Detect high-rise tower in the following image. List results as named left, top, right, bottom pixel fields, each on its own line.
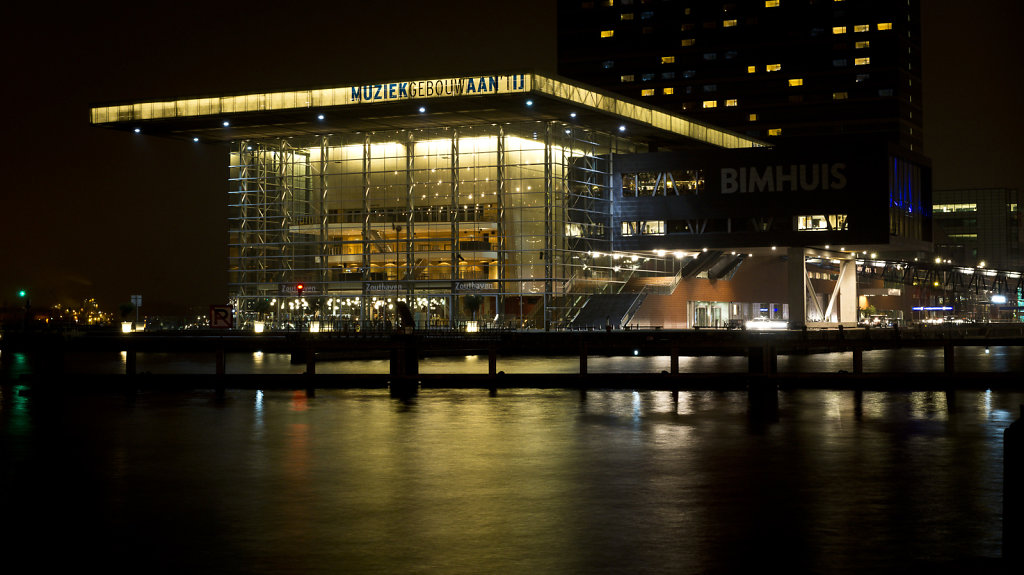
left=559, top=0, right=923, bottom=151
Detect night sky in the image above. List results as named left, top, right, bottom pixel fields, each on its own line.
left=1, top=1, right=1020, bottom=316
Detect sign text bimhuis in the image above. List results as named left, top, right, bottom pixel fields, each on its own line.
left=721, top=163, right=847, bottom=194
left=350, top=74, right=529, bottom=104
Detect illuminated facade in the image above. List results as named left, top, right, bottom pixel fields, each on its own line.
left=91, top=70, right=939, bottom=329
left=92, top=73, right=764, bottom=329
left=227, top=123, right=640, bottom=329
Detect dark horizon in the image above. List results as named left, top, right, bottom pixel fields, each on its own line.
left=1, top=0, right=1020, bottom=316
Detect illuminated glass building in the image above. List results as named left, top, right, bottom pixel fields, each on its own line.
left=558, top=0, right=922, bottom=151
left=90, top=73, right=764, bottom=330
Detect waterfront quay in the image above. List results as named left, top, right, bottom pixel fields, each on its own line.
left=3, top=325, right=1023, bottom=394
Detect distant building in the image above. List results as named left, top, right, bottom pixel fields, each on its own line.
left=933, top=188, right=1023, bottom=270
left=558, top=0, right=922, bottom=151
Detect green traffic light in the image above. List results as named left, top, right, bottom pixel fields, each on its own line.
left=18, top=290, right=27, bottom=298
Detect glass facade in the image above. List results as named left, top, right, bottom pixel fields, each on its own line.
left=228, top=121, right=679, bottom=330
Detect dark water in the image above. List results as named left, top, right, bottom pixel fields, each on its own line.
left=2, top=347, right=1024, bottom=568
left=3, top=353, right=1022, bottom=574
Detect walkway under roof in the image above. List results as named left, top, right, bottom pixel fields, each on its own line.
left=90, top=72, right=766, bottom=151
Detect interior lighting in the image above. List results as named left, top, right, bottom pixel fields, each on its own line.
left=318, top=114, right=325, bottom=120
left=193, top=137, right=200, bottom=142
left=618, top=125, right=626, bottom=132
left=222, top=121, right=230, bottom=127
left=526, top=100, right=534, bottom=106
left=133, top=128, right=141, bottom=133
left=419, top=106, right=426, bottom=113
left=570, top=112, right=577, bottom=118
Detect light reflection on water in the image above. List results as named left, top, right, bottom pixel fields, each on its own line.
left=2, top=382, right=1021, bottom=574
left=49, top=345, right=1024, bottom=376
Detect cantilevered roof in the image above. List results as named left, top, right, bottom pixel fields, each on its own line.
left=90, top=72, right=766, bottom=150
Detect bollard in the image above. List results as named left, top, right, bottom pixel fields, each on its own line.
left=943, top=342, right=955, bottom=373
left=1006, top=405, right=1024, bottom=562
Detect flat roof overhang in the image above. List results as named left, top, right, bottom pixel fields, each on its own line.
left=90, top=72, right=766, bottom=151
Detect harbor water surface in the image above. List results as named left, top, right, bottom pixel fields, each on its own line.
left=2, top=350, right=1021, bottom=574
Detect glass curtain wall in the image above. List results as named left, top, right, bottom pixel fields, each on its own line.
left=229, top=120, right=670, bottom=330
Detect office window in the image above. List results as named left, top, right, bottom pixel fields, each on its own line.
left=642, top=73, right=655, bottom=81
left=661, top=56, right=675, bottom=64
left=832, top=26, right=847, bottom=34
left=661, top=71, right=676, bottom=79
left=747, top=65, right=757, bottom=73
left=833, top=59, right=848, bottom=67
left=854, top=24, right=870, bottom=32
left=703, top=100, right=718, bottom=108
left=855, top=57, right=870, bottom=66
left=620, top=74, right=635, bottom=82
left=602, top=60, right=615, bottom=69
left=704, top=53, right=717, bottom=60
left=725, top=99, right=738, bottom=107
left=723, top=19, right=738, bottom=27
left=682, top=70, right=696, bottom=78
left=681, top=38, right=696, bottom=46
left=768, top=128, right=782, bottom=136
left=797, top=215, right=849, bottom=231
left=749, top=113, right=758, bottom=121
left=663, top=87, right=675, bottom=95
left=641, top=10, right=654, bottom=19
left=788, top=78, right=804, bottom=86
left=766, top=63, right=782, bottom=72
left=879, top=88, right=893, bottom=96
left=641, top=88, right=655, bottom=96
left=856, top=73, right=870, bottom=83
left=833, top=91, right=848, bottom=100
left=725, top=51, right=737, bottom=59
left=878, top=22, right=893, bottom=30
left=621, top=221, right=665, bottom=236
left=703, top=84, right=717, bottom=92
left=765, top=0, right=780, bottom=6
left=620, top=13, right=634, bottom=20
left=601, top=30, right=615, bottom=38
left=855, top=41, right=870, bottom=49
left=681, top=23, right=695, bottom=31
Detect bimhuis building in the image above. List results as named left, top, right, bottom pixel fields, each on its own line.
left=90, top=71, right=931, bottom=331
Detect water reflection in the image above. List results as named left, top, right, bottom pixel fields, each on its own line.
left=2, top=384, right=1022, bottom=573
